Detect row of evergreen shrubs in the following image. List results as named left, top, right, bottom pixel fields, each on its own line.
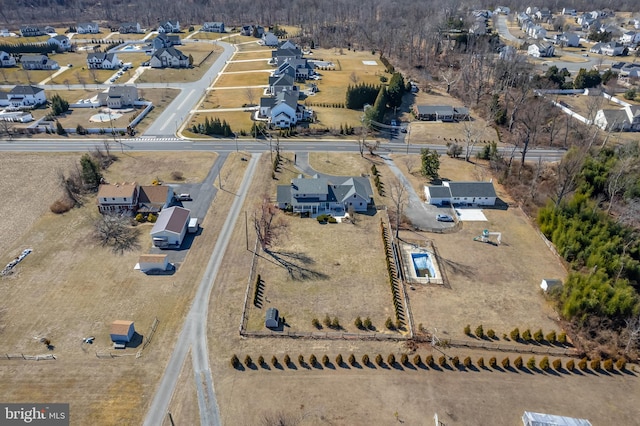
left=380, top=220, right=402, bottom=326
left=372, top=165, right=383, bottom=196
left=464, top=325, right=567, bottom=344
left=305, top=102, right=346, bottom=109
left=312, top=315, right=341, bottom=330
left=231, top=353, right=628, bottom=373
left=252, top=274, right=262, bottom=307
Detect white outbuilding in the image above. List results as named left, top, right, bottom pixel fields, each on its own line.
left=150, top=206, right=190, bottom=248
left=136, top=254, right=170, bottom=272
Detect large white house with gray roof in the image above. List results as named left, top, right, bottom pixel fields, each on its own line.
left=424, top=181, right=497, bottom=206
left=277, top=175, right=373, bottom=215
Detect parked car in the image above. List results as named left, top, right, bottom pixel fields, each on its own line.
left=436, top=214, right=454, bottom=222
left=177, top=193, right=192, bottom=201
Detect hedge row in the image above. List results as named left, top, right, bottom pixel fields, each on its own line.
left=464, top=325, right=567, bottom=345
left=380, top=220, right=402, bottom=327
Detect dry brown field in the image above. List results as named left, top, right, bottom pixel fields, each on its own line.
left=224, top=59, right=272, bottom=72
left=135, top=44, right=222, bottom=83
left=214, top=71, right=272, bottom=87
left=186, top=111, right=256, bottom=136
left=201, top=87, right=264, bottom=109
left=231, top=50, right=273, bottom=61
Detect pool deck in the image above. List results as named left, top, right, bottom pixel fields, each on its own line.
left=399, top=241, right=443, bottom=285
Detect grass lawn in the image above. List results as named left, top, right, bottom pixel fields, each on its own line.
left=235, top=40, right=267, bottom=52
left=201, top=88, right=263, bottom=109
left=0, top=67, right=52, bottom=85
left=408, top=121, right=499, bottom=145
left=230, top=51, right=272, bottom=61
left=187, top=110, right=255, bottom=135
left=308, top=106, right=366, bottom=130
left=192, top=31, right=229, bottom=41
left=135, top=44, right=221, bottom=83
left=113, top=32, right=151, bottom=41
left=224, top=60, right=272, bottom=72
left=214, top=71, right=271, bottom=87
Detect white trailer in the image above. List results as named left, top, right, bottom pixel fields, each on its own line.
left=188, top=217, right=199, bottom=233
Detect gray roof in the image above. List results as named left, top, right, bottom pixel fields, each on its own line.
left=260, top=97, right=277, bottom=108
left=9, top=85, right=44, bottom=95
left=427, top=186, right=452, bottom=198
left=278, top=175, right=373, bottom=205
left=266, top=307, right=278, bottom=321
left=291, top=177, right=328, bottom=196
left=20, top=54, right=49, bottom=63
left=50, top=35, right=69, bottom=42
left=88, top=52, right=117, bottom=62
left=600, top=109, right=629, bottom=126
left=269, top=73, right=294, bottom=88
left=153, top=47, right=188, bottom=60
left=416, top=105, right=454, bottom=116
left=522, top=411, right=592, bottom=426
left=447, top=182, right=497, bottom=198
left=151, top=206, right=190, bottom=235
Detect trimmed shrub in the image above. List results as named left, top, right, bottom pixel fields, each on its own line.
left=375, top=354, right=384, bottom=366
left=603, top=358, right=613, bottom=372
left=578, top=358, right=588, bottom=371
left=309, top=354, right=317, bottom=367
left=514, top=356, right=523, bottom=369
left=527, top=357, right=536, bottom=369
left=258, top=355, right=264, bottom=367
left=464, top=324, right=471, bottom=336
left=477, top=357, right=485, bottom=368
left=566, top=359, right=575, bottom=372
left=362, top=354, right=370, bottom=365
left=510, top=328, right=520, bottom=341
left=522, top=329, right=531, bottom=341
left=539, top=356, right=550, bottom=371
left=147, top=213, right=157, bottom=223
left=488, top=357, right=497, bottom=368
left=425, top=355, right=434, bottom=367
left=475, top=325, right=484, bottom=339
left=331, top=317, right=340, bottom=329
left=348, top=354, right=356, bottom=366
left=336, top=354, right=343, bottom=366
left=312, top=318, right=321, bottom=329
left=271, top=355, right=278, bottom=367
left=401, top=353, right=409, bottom=366
left=355, top=316, right=363, bottom=329
left=322, top=355, right=330, bottom=366
left=502, top=357, right=510, bottom=369
left=487, top=329, right=496, bottom=339
left=323, top=314, right=331, bottom=327
left=231, top=354, right=240, bottom=368
left=552, top=359, right=562, bottom=371
left=298, top=354, right=304, bottom=366
left=413, top=354, right=422, bottom=365
left=451, top=356, right=460, bottom=368
left=557, top=331, right=567, bottom=344
left=244, top=355, right=252, bottom=367
left=590, top=358, right=601, bottom=371
left=438, top=356, right=447, bottom=367
left=387, top=354, right=396, bottom=365
left=463, top=356, right=472, bottom=368
left=546, top=330, right=557, bottom=343
left=385, top=317, right=394, bottom=330
left=616, top=358, right=627, bottom=371
left=283, top=354, right=291, bottom=366
left=363, top=317, right=372, bottom=330
left=533, top=329, right=544, bottom=343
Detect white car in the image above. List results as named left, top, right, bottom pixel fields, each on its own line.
left=436, top=214, right=454, bottom=222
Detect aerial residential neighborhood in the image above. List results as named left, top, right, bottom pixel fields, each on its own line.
left=1, top=2, right=640, bottom=426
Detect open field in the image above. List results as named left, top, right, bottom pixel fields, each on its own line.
left=224, top=59, right=272, bottom=72
left=214, top=71, right=272, bottom=87
left=186, top=110, right=255, bottom=135
left=232, top=50, right=272, bottom=61
left=308, top=48, right=387, bottom=105
left=201, top=87, right=263, bottom=109
left=0, top=67, right=54, bottom=85
left=0, top=151, right=250, bottom=425
left=245, top=212, right=394, bottom=334
left=308, top=106, right=367, bottom=129
left=113, top=32, right=151, bottom=41
left=408, top=121, right=499, bottom=145
left=105, top=151, right=217, bottom=184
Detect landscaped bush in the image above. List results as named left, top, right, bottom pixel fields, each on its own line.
left=514, top=356, right=523, bottom=369
left=50, top=197, right=74, bottom=214
left=258, top=355, right=264, bottom=367
left=522, top=329, right=531, bottom=341
left=477, top=357, right=485, bottom=368
left=331, top=317, right=340, bottom=329
left=425, top=355, right=434, bottom=367
left=463, top=356, right=472, bottom=368
left=147, top=213, right=157, bottom=223
left=502, top=357, right=510, bottom=369
left=298, top=354, right=304, bottom=366
left=231, top=354, right=240, bottom=368
left=451, top=356, right=460, bottom=368
left=271, top=356, right=278, bottom=367
left=488, top=357, right=497, bottom=368
left=475, top=325, right=484, bottom=339
left=578, top=358, right=588, bottom=371
left=539, top=356, right=550, bottom=371
left=385, top=317, right=394, bottom=330
left=464, top=324, right=471, bottom=336
left=309, top=354, right=317, bottom=367
left=312, top=318, right=321, bottom=329
left=533, top=329, right=544, bottom=343
left=590, top=358, right=601, bottom=371
left=603, top=358, right=613, bottom=371
left=244, top=355, right=252, bottom=367
left=336, top=354, right=343, bottom=366
left=552, top=359, right=562, bottom=371
left=527, top=357, right=536, bottom=369
left=566, top=359, right=575, bottom=371
left=616, top=358, right=627, bottom=371
left=323, top=314, right=331, bottom=327
left=557, top=331, right=567, bottom=344
left=387, top=354, right=396, bottom=365
left=438, top=356, right=447, bottom=367
left=401, top=353, right=409, bottom=366
left=283, top=354, right=291, bottom=366
left=546, top=330, right=556, bottom=343
left=487, top=329, right=496, bottom=339
left=375, top=354, right=384, bottom=366
left=322, top=355, right=330, bottom=366
left=355, top=316, right=363, bottom=329
left=413, top=354, right=422, bottom=365
left=349, top=354, right=356, bottom=366
left=510, top=328, right=520, bottom=341
left=363, top=317, right=372, bottom=330
left=135, top=213, right=145, bottom=222
left=362, top=354, right=370, bottom=365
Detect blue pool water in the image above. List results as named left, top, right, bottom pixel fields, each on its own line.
left=121, top=45, right=139, bottom=51
left=411, top=253, right=436, bottom=278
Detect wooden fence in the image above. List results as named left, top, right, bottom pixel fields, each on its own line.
left=2, top=353, right=56, bottom=361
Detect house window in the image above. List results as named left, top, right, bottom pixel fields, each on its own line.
left=112, top=198, right=115, bottom=201
left=124, top=198, right=127, bottom=201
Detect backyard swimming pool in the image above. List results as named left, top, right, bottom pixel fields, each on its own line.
left=411, top=252, right=436, bottom=278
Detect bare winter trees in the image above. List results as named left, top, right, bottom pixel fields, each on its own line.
left=389, top=180, right=408, bottom=238
left=94, top=214, right=140, bottom=253
left=254, top=196, right=285, bottom=251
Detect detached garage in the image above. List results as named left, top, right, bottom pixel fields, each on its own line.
left=150, top=206, right=191, bottom=248
left=110, top=320, right=135, bottom=344
left=136, top=254, right=170, bottom=272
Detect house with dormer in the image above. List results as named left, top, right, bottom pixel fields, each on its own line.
left=277, top=175, right=374, bottom=215
left=203, top=22, right=225, bottom=33
left=151, top=33, right=181, bottom=51
left=119, top=22, right=143, bottom=34
left=20, top=54, right=59, bottom=70
left=0, top=51, right=16, bottom=67
left=77, top=22, right=99, bottom=34
left=47, top=35, right=71, bottom=51
left=6, top=85, right=46, bottom=108
left=87, top=52, right=120, bottom=69
left=20, top=25, right=44, bottom=37
left=150, top=47, right=189, bottom=68
left=158, top=20, right=180, bottom=33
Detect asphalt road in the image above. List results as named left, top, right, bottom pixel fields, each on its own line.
left=495, top=15, right=523, bottom=46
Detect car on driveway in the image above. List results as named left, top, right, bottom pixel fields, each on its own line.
left=177, top=193, right=192, bottom=201
left=436, top=214, right=454, bottom=222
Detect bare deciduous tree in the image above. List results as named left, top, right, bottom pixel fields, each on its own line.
left=94, top=214, right=140, bottom=253
left=254, top=196, right=285, bottom=251
left=462, top=119, right=484, bottom=162
left=389, top=180, right=408, bottom=238
left=554, top=147, right=585, bottom=207
left=624, top=314, right=640, bottom=354
left=245, top=87, right=256, bottom=106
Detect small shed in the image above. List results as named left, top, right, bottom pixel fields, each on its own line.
left=540, top=279, right=563, bottom=293
left=110, top=320, right=135, bottom=343
left=136, top=254, right=169, bottom=272
left=265, top=307, right=279, bottom=328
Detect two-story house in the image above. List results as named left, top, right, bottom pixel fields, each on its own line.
left=97, top=85, right=139, bottom=109
left=47, top=35, right=71, bottom=51
left=119, top=22, right=142, bottom=34
left=594, top=105, right=640, bottom=131
left=600, top=42, right=625, bottom=56
left=158, top=20, right=180, bottom=33
left=150, top=47, right=189, bottom=68
left=97, top=182, right=139, bottom=215
left=77, top=22, right=99, bottom=34
left=554, top=33, right=580, bottom=47
left=20, top=54, right=59, bottom=70
left=87, top=52, right=120, bottom=69
left=7, top=85, right=46, bottom=108
left=262, top=32, right=279, bottom=46
left=20, top=25, right=45, bottom=37
left=620, top=31, right=640, bottom=45
left=528, top=42, right=555, bottom=58
left=202, top=22, right=225, bottom=33
left=151, top=33, right=181, bottom=51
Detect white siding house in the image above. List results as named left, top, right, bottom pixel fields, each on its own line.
left=425, top=181, right=497, bottom=206
left=150, top=206, right=191, bottom=248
